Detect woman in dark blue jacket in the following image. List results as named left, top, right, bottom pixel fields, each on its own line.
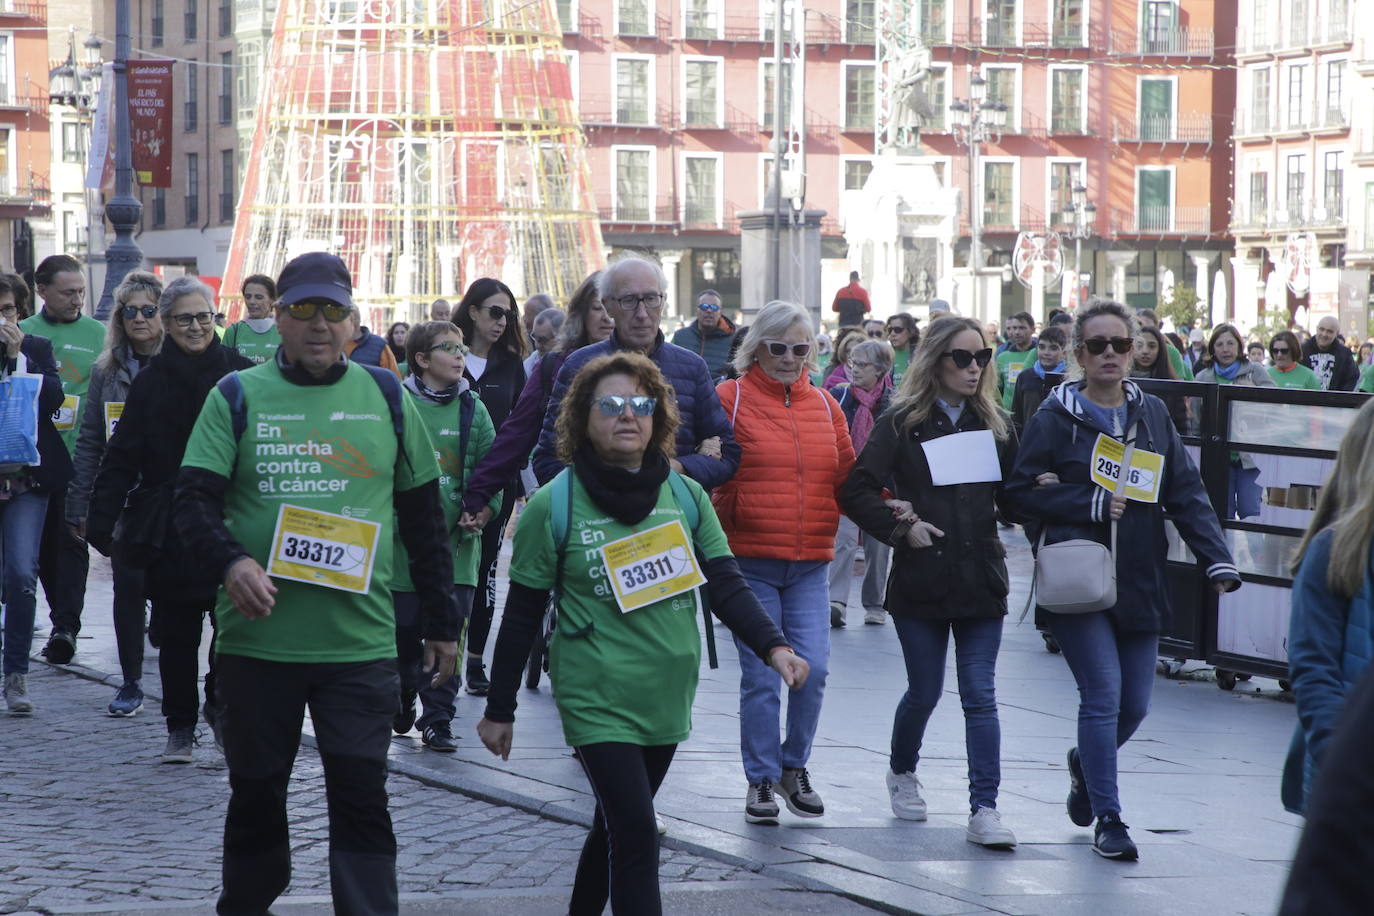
left=1005, top=299, right=1239, bottom=863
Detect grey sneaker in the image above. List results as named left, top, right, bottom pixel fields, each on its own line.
left=780, top=767, right=824, bottom=817
left=161, top=727, right=196, bottom=764
left=4, top=672, right=32, bottom=716
left=967, top=806, right=1017, bottom=848
left=863, top=608, right=886, bottom=625
left=108, top=681, right=144, bottom=717
left=745, top=780, right=780, bottom=824
left=886, top=768, right=927, bottom=820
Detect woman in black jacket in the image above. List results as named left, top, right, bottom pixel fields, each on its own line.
left=88, top=276, right=253, bottom=763
left=0, top=299, right=71, bottom=715
left=454, top=277, right=529, bottom=694
left=840, top=316, right=1020, bottom=849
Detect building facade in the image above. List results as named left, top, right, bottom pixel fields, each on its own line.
left=0, top=0, right=52, bottom=277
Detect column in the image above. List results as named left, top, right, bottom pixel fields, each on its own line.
left=1106, top=251, right=1136, bottom=306
left=1188, top=249, right=1218, bottom=324
left=659, top=249, right=686, bottom=320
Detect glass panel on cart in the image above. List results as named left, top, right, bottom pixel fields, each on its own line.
left=1223, top=528, right=1300, bottom=579
left=1239, top=449, right=1330, bottom=529
left=1164, top=519, right=1196, bottom=563
left=1216, top=581, right=1290, bottom=665
left=1228, top=400, right=1358, bottom=452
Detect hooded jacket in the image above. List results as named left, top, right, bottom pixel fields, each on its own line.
left=712, top=366, right=855, bottom=561
left=671, top=314, right=737, bottom=380
left=68, top=348, right=149, bottom=520
left=1301, top=337, right=1360, bottom=391
left=1005, top=379, right=1238, bottom=632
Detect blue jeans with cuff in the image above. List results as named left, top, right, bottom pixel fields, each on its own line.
left=1, top=488, right=48, bottom=675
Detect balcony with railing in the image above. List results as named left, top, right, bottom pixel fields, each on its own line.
left=1108, top=205, right=1211, bottom=235
left=577, top=96, right=668, bottom=129
left=1107, top=26, right=1214, bottom=57
left=683, top=198, right=740, bottom=231
left=600, top=195, right=677, bottom=226
left=1313, top=104, right=1351, bottom=134
left=0, top=0, right=44, bottom=18
left=960, top=203, right=1047, bottom=236
left=1111, top=112, right=1213, bottom=144
left=1275, top=197, right=1347, bottom=229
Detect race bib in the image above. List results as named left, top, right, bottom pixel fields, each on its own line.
left=1090, top=433, right=1165, bottom=503
left=267, top=504, right=381, bottom=594
left=104, top=401, right=124, bottom=438
left=53, top=394, right=79, bottom=431
left=1006, top=365, right=1023, bottom=388
left=600, top=520, right=706, bottom=614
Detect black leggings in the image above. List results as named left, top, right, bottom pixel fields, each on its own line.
left=150, top=599, right=217, bottom=730
left=570, top=742, right=677, bottom=916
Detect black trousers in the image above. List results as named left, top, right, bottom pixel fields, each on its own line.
left=394, top=585, right=472, bottom=729
left=570, top=742, right=678, bottom=916
left=39, top=487, right=89, bottom=636
left=215, top=654, right=400, bottom=916
left=150, top=599, right=216, bottom=730
left=466, top=489, right=516, bottom=660
left=110, top=560, right=146, bottom=684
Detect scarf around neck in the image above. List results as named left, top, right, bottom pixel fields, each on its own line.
left=572, top=442, right=670, bottom=525
left=404, top=373, right=465, bottom=405
left=1214, top=359, right=1242, bottom=381
left=1032, top=359, right=1066, bottom=378
left=847, top=381, right=887, bottom=453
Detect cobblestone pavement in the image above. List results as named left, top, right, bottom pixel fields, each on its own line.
left=0, top=665, right=750, bottom=914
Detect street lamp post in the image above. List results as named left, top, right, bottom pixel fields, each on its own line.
left=1069, top=182, right=1096, bottom=309
left=49, top=31, right=104, bottom=302
left=950, top=74, right=1005, bottom=322
left=95, top=0, right=143, bottom=321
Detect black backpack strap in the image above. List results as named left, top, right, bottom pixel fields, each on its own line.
left=538, top=352, right=558, bottom=401
left=359, top=364, right=410, bottom=474
left=217, top=372, right=248, bottom=441
left=457, top=390, right=476, bottom=487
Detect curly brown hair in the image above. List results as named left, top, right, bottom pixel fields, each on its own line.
left=555, top=352, right=681, bottom=464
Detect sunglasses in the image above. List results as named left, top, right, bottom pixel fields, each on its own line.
left=429, top=341, right=468, bottom=356
left=886, top=326, right=907, bottom=335
left=1082, top=337, right=1134, bottom=355
left=478, top=303, right=515, bottom=320
left=1270, top=346, right=1290, bottom=355
left=942, top=348, right=993, bottom=369
left=169, top=311, right=216, bottom=329
left=285, top=300, right=353, bottom=322
left=120, top=305, right=159, bottom=320
left=866, top=330, right=885, bottom=339
left=593, top=394, right=657, bottom=417
left=763, top=340, right=812, bottom=358
left=697, top=301, right=721, bottom=312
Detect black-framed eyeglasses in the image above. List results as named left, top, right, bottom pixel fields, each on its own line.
left=120, top=305, right=158, bottom=320
left=609, top=292, right=666, bottom=312
left=593, top=394, right=657, bottom=417
left=429, top=341, right=468, bottom=357
left=0, top=304, right=19, bottom=317
left=762, top=340, right=812, bottom=358
left=169, top=311, right=216, bottom=329
left=942, top=348, right=992, bottom=369
left=1082, top=337, right=1134, bottom=355
left=847, top=359, right=877, bottom=372
left=284, top=300, right=353, bottom=323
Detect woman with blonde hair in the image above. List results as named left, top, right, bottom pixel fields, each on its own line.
left=840, top=315, right=1021, bottom=848
left=1284, top=398, right=1374, bottom=814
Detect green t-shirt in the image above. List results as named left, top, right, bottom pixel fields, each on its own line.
left=1165, top=343, right=1194, bottom=380
left=222, top=320, right=282, bottom=365
left=996, top=347, right=1036, bottom=410
left=509, top=472, right=732, bottom=747
left=390, top=388, right=499, bottom=591
left=1357, top=363, right=1374, bottom=393
left=891, top=347, right=911, bottom=388
left=18, top=310, right=106, bottom=454
left=1271, top=363, right=1322, bottom=390
left=180, top=361, right=439, bottom=663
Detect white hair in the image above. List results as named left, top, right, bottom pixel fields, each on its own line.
left=158, top=276, right=216, bottom=316
left=732, top=300, right=818, bottom=374
left=597, top=255, right=667, bottom=301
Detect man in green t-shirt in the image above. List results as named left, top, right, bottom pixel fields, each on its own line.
left=176, top=252, right=460, bottom=915
left=995, top=311, right=1036, bottom=410
left=19, top=254, right=104, bottom=664
left=221, top=273, right=282, bottom=364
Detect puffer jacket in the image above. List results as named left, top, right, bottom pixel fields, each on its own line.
left=1004, top=379, right=1239, bottom=633
left=712, top=366, right=854, bottom=561
left=67, top=349, right=146, bottom=521
left=840, top=400, right=1019, bottom=620
left=1194, top=360, right=1276, bottom=388
left=670, top=314, right=737, bottom=380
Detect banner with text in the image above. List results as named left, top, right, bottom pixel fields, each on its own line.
left=128, top=60, right=175, bottom=188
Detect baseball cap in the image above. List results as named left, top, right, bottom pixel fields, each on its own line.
left=1189, top=328, right=1204, bottom=344
left=928, top=299, right=951, bottom=314
left=276, top=252, right=354, bottom=308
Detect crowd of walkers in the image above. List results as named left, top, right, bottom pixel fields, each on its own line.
left=11, top=247, right=1374, bottom=914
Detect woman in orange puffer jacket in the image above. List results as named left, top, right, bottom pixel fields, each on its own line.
left=712, top=300, right=856, bottom=826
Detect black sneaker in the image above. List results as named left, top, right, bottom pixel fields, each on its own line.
left=829, top=602, right=846, bottom=629
left=779, top=767, right=824, bottom=817
left=1093, top=812, right=1139, bottom=861
left=42, top=631, right=75, bottom=665
left=393, top=688, right=418, bottom=735
left=465, top=661, right=490, bottom=697
left=422, top=722, right=458, bottom=752
left=1066, top=747, right=1093, bottom=827
left=745, top=780, right=780, bottom=824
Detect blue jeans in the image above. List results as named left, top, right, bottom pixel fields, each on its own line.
left=1047, top=612, right=1158, bottom=817
left=735, top=558, right=830, bottom=785
left=890, top=616, right=1004, bottom=812
left=0, top=489, right=49, bottom=676
left=1227, top=462, right=1262, bottom=520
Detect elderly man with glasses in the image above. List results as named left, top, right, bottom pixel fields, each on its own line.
left=670, top=289, right=737, bottom=381
left=532, top=256, right=740, bottom=488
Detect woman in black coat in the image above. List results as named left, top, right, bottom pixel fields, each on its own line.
left=88, top=277, right=253, bottom=763
left=452, top=277, right=529, bottom=695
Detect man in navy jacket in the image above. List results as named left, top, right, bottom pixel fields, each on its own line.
left=532, top=257, right=740, bottom=488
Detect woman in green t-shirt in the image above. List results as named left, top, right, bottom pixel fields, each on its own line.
left=1268, top=331, right=1322, bottom=390
left=478, top=352, right=807, bottom=915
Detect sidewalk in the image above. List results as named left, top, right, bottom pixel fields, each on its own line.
left=38, top=530, right=1301, bottom=916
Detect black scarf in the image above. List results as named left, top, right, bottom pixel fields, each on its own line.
left=404, top=373, right=459, bottom=405
left=572, top=442, right=670, bottom=525
left=275, top=347, right=348, bottom=386
left=153, top=334, right=245, bottom=436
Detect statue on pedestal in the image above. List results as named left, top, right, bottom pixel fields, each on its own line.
left=881, top=39, right=932, bottom=151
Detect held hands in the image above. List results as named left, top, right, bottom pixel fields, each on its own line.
left=696, top=436, right=722, bottom=459
left=423, top=640, right=459, bottom=687
left=1034, top=472, right=1059, bottom=488
left=885, top=499, right=917, bottom=524
left=476, top=718, right=513, bottom=760
left=458, top=506, right=493, bottom=533
left=768, top=647, right=810, bottom=689
left=904, top=521, right=945, bottom=549
left=1108, top=493, right=1127, bottom=521
left=224, top=556, right=278, bottom=619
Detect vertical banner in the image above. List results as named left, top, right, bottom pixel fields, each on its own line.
left=127, top=60, right=175, bottom=188
left=84, top=62, right=115, bottom=191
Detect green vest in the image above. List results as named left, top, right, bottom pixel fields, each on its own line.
left=19, top=310, right=106, bottom=454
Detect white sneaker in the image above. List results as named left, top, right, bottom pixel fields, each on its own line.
left=967, top=806, right=1017, bottom=848
left=886, top=769, right=927, bottom=821
left=655, top=811, right=668, bottom=835
left=864, top=609, right=886, bottom=625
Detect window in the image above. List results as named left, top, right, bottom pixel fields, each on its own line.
left=1139, top=78, right=1173, bottom=140
left=1325, top=60, right=1345, bottom=123
left=1249, top=171, right=1268, bottom=221
left=1328, top=0, right=1348, bottom=38
left=617, top=0, right=651, bottom=36
left=63, top=211, right=84, bottom=252
left=0, top=36, right=11, bottom=104
left=219, top=53, right=233, bottom=124
left=1287, top=65, right=1307, bottom=128
left=185, top=1, right=197, bottom=41
left=1052, top=0, right=1085, bottom=46
left=1290, top=0, right=1309, bottom=45
left=983, top=161, right=1014, bottom=227
left=614, top=58, right=651, bottom=125
left=926, top=67, right=947, bottom=130
left=220, top=149, right=235, bottom=222
left=237, top=41, right=259, bottom=121
left=1051, top=68, right=1084, bottom=133
left=918, top=0, right=946, bottom=43
left=614, top=148, right=651, bottom=220
left=1250, top=68, right=1270, bottom=132
left=846, top=0, right=876, bottom=43
left=1324, top=150, right=1343, bottom=218
left=557, top=0, right=577, bottom=32
left=1251, top=0, right=1269, bottom=47
left=185, top=61, right=198, bottom=131
left=1137, top=168, right=1171, bottom=230
left=1286, top=154, right=1306, bottom=216
left=152, top=0, right=164, bottom=46
left=844, top=64, right=875, bottom=132
left=985, top=0, right=1017, bottom=46
left=219, top=0, right=232, bottom=36
left=684, top=155, right=719, bottom=226
left=761, top=61, right=795, bottom=131
left=186, top=153, right=200, bottom=224
left=61, top=121, right=86, bottom=163
left=843, top=159, right=873, bottom=190
left=684, top=0, right=716, bottom=38
left=152, top=187, right=166, bottom=227
left=684, top=59, right=720, bottom=127
left=1049, top=161, right=1082, bottom=225
left=1142, top=0, right=1176, bottom=53
left=984, top=67, right=1017, bottom=129
left=760, top=0, right=796, bottom=41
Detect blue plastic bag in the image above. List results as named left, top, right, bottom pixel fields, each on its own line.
left=0, top=354, right=42, bottom=468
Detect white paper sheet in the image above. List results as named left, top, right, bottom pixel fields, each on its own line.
left=921, top=429, right=1002, bottom=486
